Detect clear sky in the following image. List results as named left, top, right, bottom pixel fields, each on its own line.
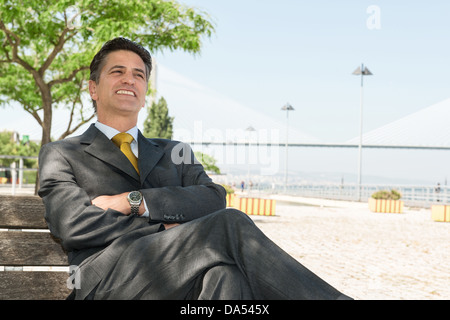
left=152, top=0, right=450, bottom=185
left=154, top=0, right=450, bottom=142
left=2, top=0, right=450, bottom=185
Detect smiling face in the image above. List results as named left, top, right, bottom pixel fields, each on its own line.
left=89, top=50, right=148, bottom=123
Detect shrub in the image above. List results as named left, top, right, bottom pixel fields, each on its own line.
left=371, top=189, right=402, bottom=200
left=221, top=184, right=235, bottom=194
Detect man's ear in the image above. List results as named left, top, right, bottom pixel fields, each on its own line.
left=88, top=80, right=98, bottom=100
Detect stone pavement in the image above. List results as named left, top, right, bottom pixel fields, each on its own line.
left=250, top=195, right=450, bottom=300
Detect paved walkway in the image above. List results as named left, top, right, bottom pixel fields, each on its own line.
left=250, top=195, right=450, bottom=300
left=0, top=185, right=35, bottom=196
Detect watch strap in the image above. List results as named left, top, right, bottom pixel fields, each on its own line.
left=130, top=204, right=140, bottom=216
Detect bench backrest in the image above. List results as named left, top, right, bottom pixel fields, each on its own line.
left=0, top=195, right=71, bottom=300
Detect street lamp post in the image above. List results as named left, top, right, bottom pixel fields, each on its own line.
left=281, top=103, right=294, bottom=193
left=352, top=64, right=373, bottom=201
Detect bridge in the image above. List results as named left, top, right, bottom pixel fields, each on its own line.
left=183, top=97, right=450, bottom=151
left=185, top=141, right=450, bottom=151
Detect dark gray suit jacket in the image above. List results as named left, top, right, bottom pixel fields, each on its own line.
left=38, top=124, right=226, bottom=299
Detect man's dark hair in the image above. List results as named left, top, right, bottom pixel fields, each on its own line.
left=89, top=37, right=152, bottom=110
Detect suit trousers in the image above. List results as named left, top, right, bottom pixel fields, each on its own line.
left=91, top=209, right=350, bottom=300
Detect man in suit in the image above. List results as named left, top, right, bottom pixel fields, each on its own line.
left=38, top=37, right=351, bottom=300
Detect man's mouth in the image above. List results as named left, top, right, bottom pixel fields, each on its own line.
left=116, top=90, right=136, bottom=97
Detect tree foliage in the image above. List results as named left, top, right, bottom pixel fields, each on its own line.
left=0, top=0, right=214, bottom=146
left=194, top=151, right=220, bottom=174
left=0, top=131, right=39, bottom=167
left=143, top=96, right=174, bottom=139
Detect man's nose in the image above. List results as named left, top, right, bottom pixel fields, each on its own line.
left=122, top=71, right=135, bottom=85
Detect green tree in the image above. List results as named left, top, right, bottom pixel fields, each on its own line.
left=143, top=97, right=174, bottom=139
left=0, top=131, right=40, bottom=168
left=194, top=151, right=221, bottom=174
left=0, top=0, right=214, bottom=146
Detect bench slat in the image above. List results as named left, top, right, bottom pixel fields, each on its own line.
left=0, top=271, right=71, bottom=300
left=0, top=232, right=67, bottom=266
left=0, top=195, right=48, bottom=229
left=0, top=195, right=72, bottom=300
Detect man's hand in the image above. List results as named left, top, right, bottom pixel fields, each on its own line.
left=92, top=192, right=144, bottom=216
left=163, top=223, right=180, bottom=230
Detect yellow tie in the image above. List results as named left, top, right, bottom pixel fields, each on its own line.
left=112, top=133, right=139, bottom=174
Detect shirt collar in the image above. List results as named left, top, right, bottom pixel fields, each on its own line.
left=95, top=121, right=138, bottom=142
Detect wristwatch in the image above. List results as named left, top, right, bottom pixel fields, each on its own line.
left=127, top=191, right=143, bottom=216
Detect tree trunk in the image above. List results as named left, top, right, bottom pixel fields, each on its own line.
left=35, top=79, right=53, bottom=195
left=40, top=110, right=52, bottom=146
left=40, top=87, right=53, bottom=146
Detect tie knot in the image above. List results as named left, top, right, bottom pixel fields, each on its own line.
left=112, top=132, right=134, bottom=147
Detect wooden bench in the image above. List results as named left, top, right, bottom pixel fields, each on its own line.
left=0, top=195, right=71, bottom=300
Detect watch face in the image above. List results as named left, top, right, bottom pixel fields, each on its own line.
left=129, top=191, right=142, bottom=202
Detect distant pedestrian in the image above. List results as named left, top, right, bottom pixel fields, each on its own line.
left=435, top=183, right=441, bottom=202
left=240, top=180, right=245, bottom=192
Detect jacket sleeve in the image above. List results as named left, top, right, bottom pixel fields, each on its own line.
left=38, top=143, right=151, bottom=252
left=141, top=142, right=227, bottom=223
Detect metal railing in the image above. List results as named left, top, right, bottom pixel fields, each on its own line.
left=257, top=183, right=448, bottom=208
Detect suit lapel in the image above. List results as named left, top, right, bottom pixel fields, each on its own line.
left=81, top=124, right=140, bottom=182
left=137, top=131, right=164, bottom=184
